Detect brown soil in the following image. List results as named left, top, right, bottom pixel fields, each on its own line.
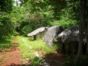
left=0, top=36, right=23, bottom=66
left=36, top=51, right=66, bottom=66
left=43, top=52, right=66, bottom=66
left=0, top=36, right=67, bottom=66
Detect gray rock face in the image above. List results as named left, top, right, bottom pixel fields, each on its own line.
left=27, top=27, right=48, bottom=37
left=43, top=26, right=64, bottom=46
left=56, top=25, right=79, bottom=53
left=27, top=27, right=48, bottom=40
left=57, top=25, right=79, bottom=43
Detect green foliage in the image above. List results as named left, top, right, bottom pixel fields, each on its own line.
left=0, top=0, right=13, bottom=12
left=65, top=54, right=75, bottom=66
left=17, top=36, right=56, bottom=53
left=0, top=54, right=4, bottom=62
left=17, top=36, right=57, bottom=64
left=17, top=36, right=36, bottom=59
left=0, top=36, right=14, bottom=50
left=65, top=55, right=88, bottom=66
left=16, top=11, right=52, bottom=35
left=0, top=0, right=80, bottom=39
left=30, top=57, right=41, bottom=66
left=58, top=15, right=78, bottom=29
left=0, top=0, right=87, bottom=66
left=0, top=13, right=15, bottom=39
left=50, top=1, right=79, bottom=29
left=0, top=54, right=5, bottom=65
left=11, top=0, right=79, bottom=36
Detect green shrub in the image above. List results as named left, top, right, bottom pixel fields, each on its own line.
left=0, top=12, right=15, bottom=39
left=21, top=25, right=32, bottom=36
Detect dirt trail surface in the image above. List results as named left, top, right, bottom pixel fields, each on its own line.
left=0, top=36, right=66, bottom=66
left=0, top=36, right=23, bottom=66
left=43, top=52, right=66, bottom=66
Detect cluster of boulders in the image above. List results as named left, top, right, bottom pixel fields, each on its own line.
left=56, top=25, right=86, bottom=54
left=27, top=25, right=86, bottom=54
left=27, top=26, right=64, bottom=46
left=43, top=26, right=64, bottom=46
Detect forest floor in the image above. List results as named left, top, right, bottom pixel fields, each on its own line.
left=0, top=36, right=24, bottom=66
left=0, top=36, right=66, bottom=66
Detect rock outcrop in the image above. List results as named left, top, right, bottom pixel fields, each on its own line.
left=43, top=26, right=64, bottom=46
left=57, top=25, right=79, bottom=53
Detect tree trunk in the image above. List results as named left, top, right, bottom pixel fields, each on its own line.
left=85, top=5, right=88, bottom=56
left=74, top=0, right=85, bottom=65
left=86, top=22, right=88, bottom=56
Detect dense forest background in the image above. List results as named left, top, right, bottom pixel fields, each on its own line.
left=0, top=0, right=88, bottom=65
left=0, top=0, right=79, bottom=38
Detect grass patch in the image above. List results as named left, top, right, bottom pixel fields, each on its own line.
left=20, top=59, right=27, bottom=63
left=17, top=36, right=58, bottom=64
left=17, top=36, right=36, bottom=62
left=0, top=36, right=14, bottom=51
left=0, top=54, right=4, bottom=62
left=30, top=57, right=41, bottom=66
left=9, top=54, right=13, bottom=56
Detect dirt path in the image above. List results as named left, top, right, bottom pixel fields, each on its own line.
left=0, top=36, right=23, bottom=66
left=0, top=36, right=66, bottom=66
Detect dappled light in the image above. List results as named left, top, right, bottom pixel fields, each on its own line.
left=0, top=0, right=88, bottom=66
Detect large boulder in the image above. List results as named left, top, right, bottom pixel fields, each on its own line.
left=27, top=27, right=48, bottom=40
left=57, top=25, right=79, bottom=43
left=43, top=26, right=64, bottom=46
left=57, top=25, right=79, bottom=53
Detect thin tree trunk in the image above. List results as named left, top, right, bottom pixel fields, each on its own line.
left=85, top=6, right=88, bottom=56
left=86, top=22, right=88, bottom=56
left=74, top=0, right=84, bottom=65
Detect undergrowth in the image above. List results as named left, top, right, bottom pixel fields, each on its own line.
left=0, top=54, right=4, bottom=62
left=17, top=36, right=58, bottom=65
left=65, top=54, right=88, bottom=66
left=0, top=54, right=4, bottom=65
left=0, top=36, right=14, bottom=51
